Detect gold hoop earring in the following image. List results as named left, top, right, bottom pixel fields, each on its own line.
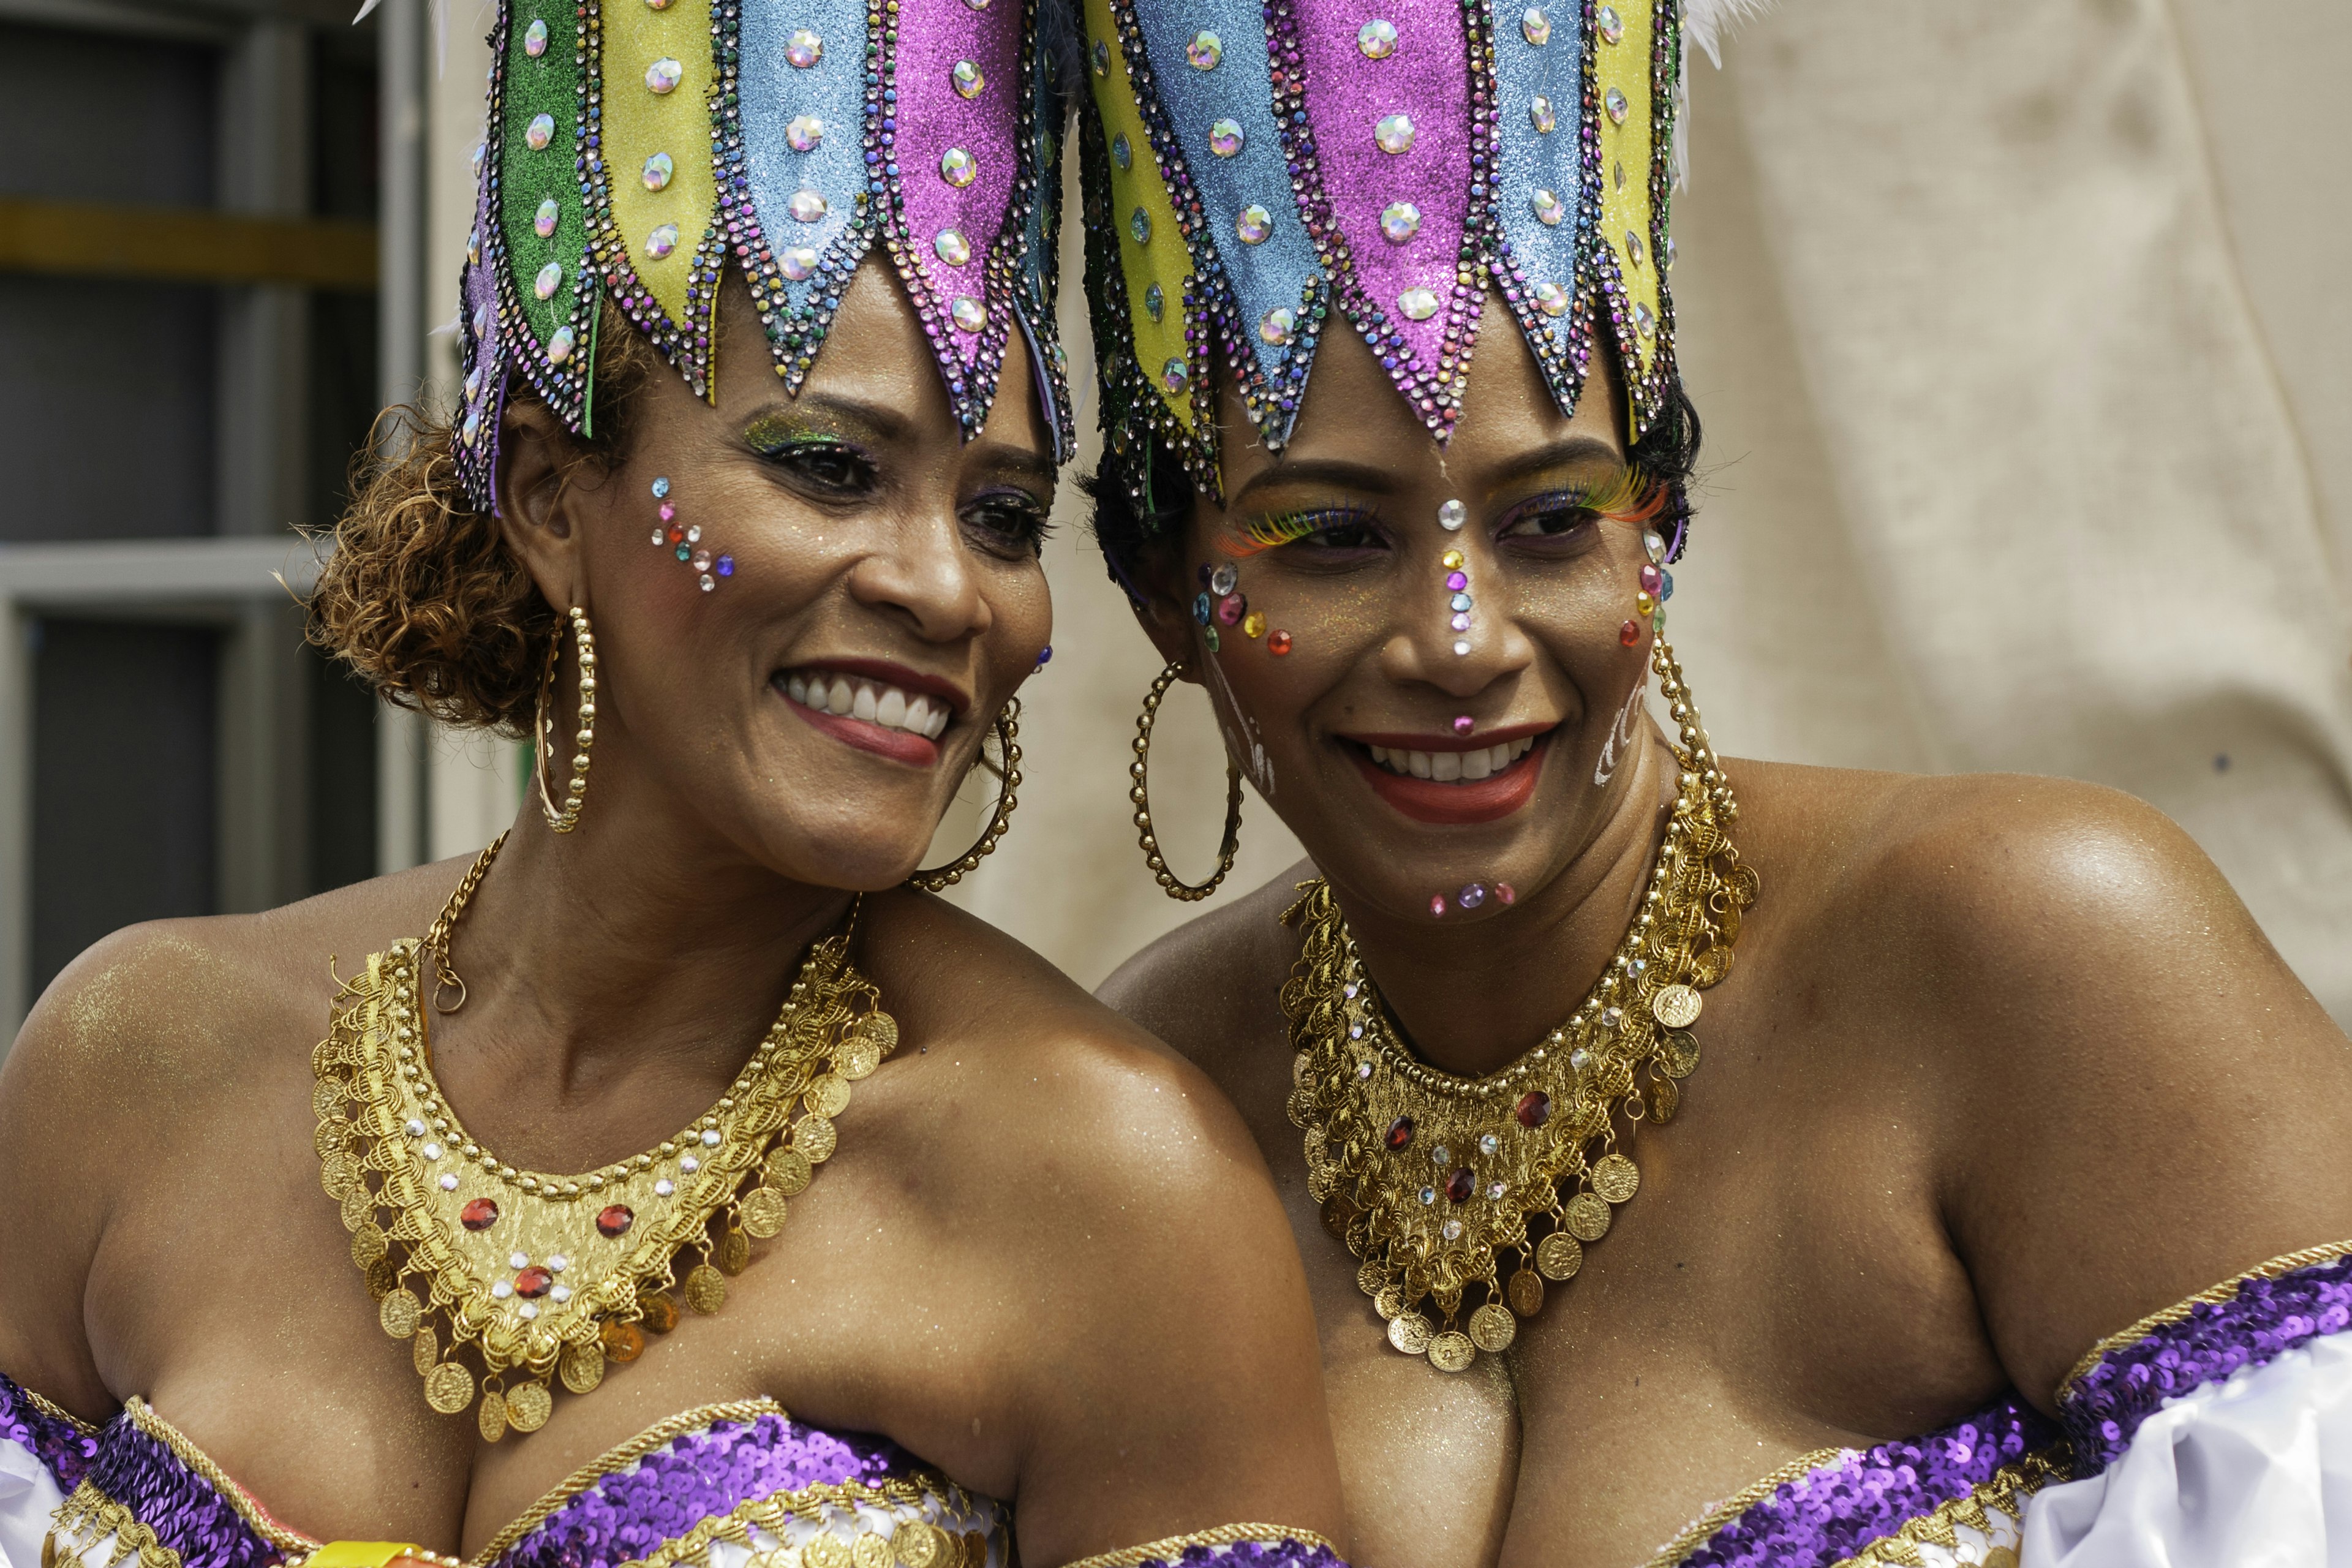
left=536, top=605, right=596, bottom=832
left=907, top=698, right=1023, bottom=891
left=1130, top=661, right=1243, bottom=902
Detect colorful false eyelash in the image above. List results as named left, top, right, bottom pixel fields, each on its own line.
left=1569, top=464, right=1671, bottom=526
left=1221, top=502, right=1374, bottom=557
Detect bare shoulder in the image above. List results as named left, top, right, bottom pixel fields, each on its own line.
left=1095, top=860, right=1313, bottom=1086
left=0, top=860, right=469, bottom=1411
left=1733, top=760, right=2352, bottom=1399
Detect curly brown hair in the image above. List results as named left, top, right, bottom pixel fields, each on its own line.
left=306, top=300, right=666, bottom=735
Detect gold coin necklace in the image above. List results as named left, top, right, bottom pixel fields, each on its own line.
left=315, top=832, right=899, bottom=1439
left=1282, top=639, right=1755, bottom=1373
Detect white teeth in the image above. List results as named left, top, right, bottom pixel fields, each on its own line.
left=1408, top=750, right=1432, bottom=778
left=1430, top=751, right=1463, bottom=783
left=1370, top=735, right=1540, bottom=781
left=1461, top=748, right=1493, bottom=781
left=790, top=670, right=957, bottom=739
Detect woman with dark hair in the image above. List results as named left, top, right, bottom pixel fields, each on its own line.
left=1075, top=0, right=2352, bottom=1561
left=0, top=2, right=1350, bottom=1563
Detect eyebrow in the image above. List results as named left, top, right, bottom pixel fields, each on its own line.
left=1226, top=434, right=1624, bottom=511
left=746, top=394, right=1057, bottom=486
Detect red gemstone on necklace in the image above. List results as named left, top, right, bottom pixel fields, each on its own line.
left=1515, top=1091, right=1551, bottom=1129
left=597, top=1204, right=635, bottom=1237
left=513, top=1265, right=553, bottom=1298
left=459, top=1197, right=500, bottom=1231
left=1446, top=1167, right=1475, bottom=1204
left=1385, top=1115, right=1415, bottom=1150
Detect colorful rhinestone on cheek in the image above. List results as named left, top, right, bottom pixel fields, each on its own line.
left=647, top=477, right=731, bottom=592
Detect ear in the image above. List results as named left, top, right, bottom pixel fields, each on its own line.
left=497, top=400, right=587, bottom=613
left=1125, top=529, right=1207, bottom=680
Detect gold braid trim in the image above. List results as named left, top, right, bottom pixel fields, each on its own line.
left=120, top=1400, right=322, bottom=1555
left=47, top=1478, right=179, bottom=1568
left=469, top=1398, right=786, bottom=1564
left=15, top=1383, right=102, bottom=1438
left=2057, top=1238, right=2352, bottom=1401
left=1062, top=1525, right=1340, bottom=1568
left=1827, top=1447, right=2070, bottom=1568
left=605, top=1475, right=997, bottom=1568
left=1639, top=1449, right=1847, bottom=1568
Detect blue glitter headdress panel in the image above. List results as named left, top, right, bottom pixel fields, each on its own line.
left=1080, top=0, right=1684, bottom=499
left=452, top=0, right=1074, bottom=509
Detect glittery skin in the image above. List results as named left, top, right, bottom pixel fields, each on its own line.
left=2060, top=1249, right=2352, bottom=1472
left=0, top=1371, right=99, bottom=1492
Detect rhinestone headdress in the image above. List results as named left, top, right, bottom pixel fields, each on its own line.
left=1079, top=0, right=1688, bottom=500
left=453, top=0, right=1076, bottom=508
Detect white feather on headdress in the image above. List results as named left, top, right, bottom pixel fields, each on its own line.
left=1673, top=0, right=1774, bottom=189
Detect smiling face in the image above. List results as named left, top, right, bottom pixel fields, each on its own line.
left=1135, top=296, right=1673, bottom=921
left=498, top=258, right=1054, bottom=891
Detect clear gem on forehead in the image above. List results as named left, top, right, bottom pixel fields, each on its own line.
left=642, top=152, right=674, bottom=190
left=935, top=228, right=973, bottom=266
left=1208, top=119, right=1244, bottom=157
left=788, top=115, right=824, bottom=152
left=1375, top=113, right=1415, bottom=154
left=1186, top=30, right=1221, bottom=68
left=940, top=146, right=977, bottom=186
left=1438, top=499, right=1466, bottom=530
left=951, top=295, right=987, bottom=331
left=952, top=59, right=984, bottom=96
left=644, top=57, right=683, bottom=94
left=1235, top=205, right=1272, bottom=244
left=1357, top=17, right=1397, bottom=57
left=1381, top=202, right=1420, bottom=242
left=786, top=29, right=823, bottom=67
left=1521, top=6, right=1550, bottom=44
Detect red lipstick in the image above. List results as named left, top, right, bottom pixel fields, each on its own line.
left=1351, top=733, right=1549, bottom=825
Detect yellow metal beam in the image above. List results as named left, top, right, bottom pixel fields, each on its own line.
left=0, top=197, right=378, bottom=291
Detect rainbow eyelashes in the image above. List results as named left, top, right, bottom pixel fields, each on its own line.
left=648, top=476, right=735, bottom=592
left=1221, top=502, right=1373, bottom=558
left=1575, top=464, right=1670, bottom=527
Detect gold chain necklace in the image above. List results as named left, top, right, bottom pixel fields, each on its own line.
left=1281, top=641, right=1755, bottom=1373
left=314, top=834, right=897, bottom=1439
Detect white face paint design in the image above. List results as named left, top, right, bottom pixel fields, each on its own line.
left=1200, top=633, right=1276, bottom=799
left=1592, top=677, right=1647, bottom=787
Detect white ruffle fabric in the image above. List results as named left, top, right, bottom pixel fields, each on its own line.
left=2024, top=1332, right=2352, bottom=1565
left=0, top=1433, right=69, bottom=1568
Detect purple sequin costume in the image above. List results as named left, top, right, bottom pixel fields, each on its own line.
left=1648, top=1243, right=2352, bottom=1567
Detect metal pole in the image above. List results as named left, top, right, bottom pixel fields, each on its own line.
left=377, top=0, right=430, bottom=873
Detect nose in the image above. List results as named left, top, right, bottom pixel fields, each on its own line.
left=1375, top=543, right=1533, bottom=698
left=844, top=502, right=993, bottom=645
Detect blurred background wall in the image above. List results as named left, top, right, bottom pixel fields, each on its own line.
left=1, top=0, right=2344, bottom=1037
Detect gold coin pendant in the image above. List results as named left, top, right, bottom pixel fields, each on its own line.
left=839, top=1037, right=882, bottom=1080
left=340, top=1184, right=375, bottom=1231
left=477, top=1387, right=509, bottom=1441
left=1591, top=1152, right=1640, bottom=1204
left=1645, top=1074, right=1679, bottom=1124
left=1508, top=1267, right=1545, bottom=1316
left=1564, top=1191, right=1612, bottom=1242
left=412, top=1324, right=440, bottom=1376
left=1651, top=984, right=1702, bottom=1029
left=504, top=1379, right=553, bottom=1433
left=809, top=1072, right=852, bottom=1118
left=1535, top=1231, right=1584, bottom=1280
left=797, top=1115, right=839, bottom=1163
left=1427, top=1330, right=1475, bottom=1373
left=560, top=1340, right=606, bottom=1394
left=1660, top=1028, right=1701, bottom=1078
left=856, top=1010, right=901, bottom=1054
left=1469, top=1303, right=1517, bottom=1353
left=365, top=1254, right=400, bottom=1300
left=715, top=1226, right=753, bottom=1275
left=1357, top=1258, right=1387, bottom=1298
left=684, top=1262, right=729, bottom=1314
left=892, top=1521, right=943, bottom=1568
left=804, top=1535, right=853, bottom=1568
left=379, top=1287, right=423, bottom=1340
left=423, top=1359, right=475, bottom=1414
left=1387, top=1311, right=1433, bottom=1355
left=1373, top=1284, right=1405, bottom=1321
left=350, top=1223, right=389, bottom=1269
left=739, top=1185, right=790, bottom=1238
left=764, top=1146, right=815, bottom=1195
left=852, top=1531, right=894, bottom=1568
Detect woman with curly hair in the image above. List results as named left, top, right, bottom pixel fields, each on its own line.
left=0, top=3, right=1348, bottom=1563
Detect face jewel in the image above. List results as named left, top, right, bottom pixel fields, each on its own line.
left=1529, top=94, right=1555, bottom=134
left=1159, top=356, right=1189, bottom=392
left=1129, top=208, right=1151, bottom=244
left=1626, top=230, right=1645, bottom=266
left=1605, top=86, right=1629, bottom=124
left=1381, top=202, right=1420, bottom=243
left=1534, top=279, right=1569, bottom=316
left=940, top=146, right=977, bottom=186
left=1633, top=301, right=1656, bottom=337
left=1515, top=1090, right=1551, bottom=1128
left=652, top=476, right=671, bottom=499
left=1258, top=306, right=1294, bottom=345
left=1110, top=132, right=1132, bottom=169
left=642, top=152, right=674, bottom=191
left=780, top=246, right=818, bottom=280
left=1268, top=629, right=1294, bottom=655
left=952, top=59, right=984, bottom=97
left=1450, top=592, right=1472, bottom=611
left=523, top=18, right=549, bottom=55
left=786, top=28, right=823, bottom=67
left=1396, top=286, right=1438, bottom=320
left=935, top=228, right=971, bottom=266
left=951, top=296, right=987, bottom=332
left=1385, top=1115, right=1415, bottom=1150
left=645, top=57, right=683, bottom=94
left=546, top=324, right=576, bottom=363
left=1235, top=205, right=1272, bottom=244
left=644, top=223, right=679, bottom=260
left=533, top=260, right=563, bottom=298
left=1619, top=617, right=1642, bottom=646
left=1243, top=611, right=1267, bottom=638
left=1209, top=562, right=1239, bottom=596
left=533, top=197, right=559, bottom=237
left=1186, top=30, right=1221, bottom=68
left=1596, top=3, right=1622, bottom=42
left=790, top=189, right=829, bottom=222
left=1531, top=188, right=1565, bottom=227
left=1453, top=638, right=1472, bottom=656
left=1375, top=113, right=1415, bottom=154
left=1192, top=593, right=1212, bottom=626
left=1457, top=884, right=1485, bottom=911
left=1521, top=6, right=1550, bottom=43
left=1093, top=39, right=1110, bottom=75
left=1438, top=499, right=1466, bottom=530
left=525, top=113, right=556, bottom=150
left=1357, top=17, right=1397, bottom=57
left=787, top=115, right=823, bottom=153
left=461, top=1197, right=500, bottom=1231
left=1144, top=281, right=1164, bottom=320
left=1208, top=119, right=1244, bottom=157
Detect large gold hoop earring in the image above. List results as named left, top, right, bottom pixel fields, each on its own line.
left=535, top=605, right=596, bottom=833
left=907, top=698, right=1023, bottom=891
left=1130, top=661, right=1243, bottom=902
